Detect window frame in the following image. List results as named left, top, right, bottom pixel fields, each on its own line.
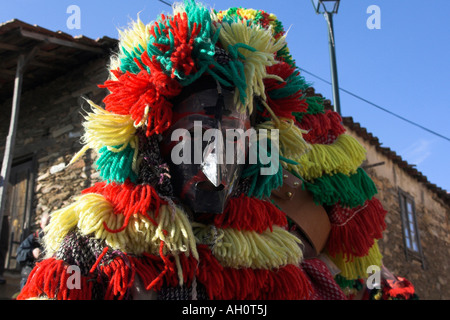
left=398, top=188, right=426, bottom=269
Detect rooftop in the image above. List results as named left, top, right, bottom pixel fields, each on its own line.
left=0, top=19, right=117, bottom=103
left=342, top=116, right=450, bottom=207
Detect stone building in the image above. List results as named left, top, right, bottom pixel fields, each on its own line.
left=0, top=19, right=114, bottom=271
left=0, top=21, right=448, bottom=299
left=343, top=117, right=450, bottom=300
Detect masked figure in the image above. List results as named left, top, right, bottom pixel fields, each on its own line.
left=18, top=1, right=417, bottom=300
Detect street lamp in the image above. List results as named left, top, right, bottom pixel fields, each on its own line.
left=311, top=0, right=341, bottom=115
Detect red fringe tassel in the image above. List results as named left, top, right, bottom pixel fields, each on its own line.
left=82, top=180, right=167, bottom=233
left=327, top=198, right=387, bottom=260
left=100, top=255, right=135, bottom=300
left=263, top=62, right=308, bottom=119
left=126, top=244, right=312, bottom=300
left=17, top=249, right=313, bottom=300
left=213, top=264, right=312, bottom=300
left=297, top=110, right=346, bottom=145
left=168, top=12, right=200, bottom=78
left=17, top=258, right=94, bottom=300
left=100, top=52, right=181, bottom=136
left=148, top=12, right=200, bottom=79
left=196, top=245, right=311, bottom=300
left=197, top=195, right=288, bottom=233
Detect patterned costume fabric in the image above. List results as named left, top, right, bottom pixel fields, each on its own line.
left=301, top=258, right=347, bottom=300
left=18, top=1, right=415, bottom=300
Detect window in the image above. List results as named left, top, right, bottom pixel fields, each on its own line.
left=398, top=188, right=425, bottom=268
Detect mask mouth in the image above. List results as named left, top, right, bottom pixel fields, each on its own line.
left=196, top=180, right=225, bottom=192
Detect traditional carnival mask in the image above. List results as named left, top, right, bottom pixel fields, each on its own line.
left=161, top=77, right=251, bottom=214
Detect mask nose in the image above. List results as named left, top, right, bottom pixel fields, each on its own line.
left=201, top=132, right=227, bottom=188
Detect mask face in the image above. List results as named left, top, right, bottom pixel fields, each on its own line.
left=161, top=87, right=251, bottom=214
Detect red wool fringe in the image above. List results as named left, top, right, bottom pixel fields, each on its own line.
left=215, top=264, right=312, bottom=300
left=297, top=110, right=346, bottom=145
left=125, top=245, right=312, bottom=300
left=194, top=245, right=225, bottom=299
left=151, top=12, right=201, bottom=79
left=195, top=245, right=311, bottom=300
left=17, top=258, right=93, bottom=300
left=17, top=247, right=312, bottom=300
left=100, top=52, right=182, bottom=136
left=197, top=195, right=288, bottom=233
left=263, top=62, right=308, bottom=119
left=82, top=180, right=167, bottom=233
left=128, top=243, right=200, bottom=293
left=129, top=254, right=170, bottom=292
left=327, top=198, right=387, bottom=260
left=99, top=255, right=136, bottom=300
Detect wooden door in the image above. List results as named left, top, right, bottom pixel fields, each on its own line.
left=3, top=157, right=35, bottom=271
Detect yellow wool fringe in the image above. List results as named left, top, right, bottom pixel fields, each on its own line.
left=68, top=100, right=137, bottom=166
left=216, top=21, right=287, bottom=114
left=291, top=134, right=367, bottom=181
left=193, top=223, right=303, bottom=269
left=256, top=117, right=310, bottom=164
left=118, top=17, right=151, bottom=58
left=106, top=17, right=152, bottom=80
left=328, top=241, right=383, bottom=281
left=43, top=193, right=198, bottom=259
left=213, top=8, right=281, bottom=38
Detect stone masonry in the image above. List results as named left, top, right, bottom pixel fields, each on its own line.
left=345, top=126, right=450, bottom=300
left=0, top=57, right=108, bottom=231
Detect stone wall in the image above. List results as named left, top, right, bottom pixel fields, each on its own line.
left=345, top=126, right=450, bottom=300
left=0, top=57, right=108, bottom=232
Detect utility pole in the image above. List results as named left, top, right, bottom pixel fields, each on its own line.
left=311, top=0, right=342, bottom=115
left=324, top=10, right=341, bottom=115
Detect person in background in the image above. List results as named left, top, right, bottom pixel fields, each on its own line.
left=16, top=213, right=50, bottom=289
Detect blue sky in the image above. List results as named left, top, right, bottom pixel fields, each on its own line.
left=1, top=0, right=449, bottom=192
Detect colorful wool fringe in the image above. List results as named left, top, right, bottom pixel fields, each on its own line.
left=328, top=241, right=383, bottom=281
left=327, top=198, right=387, bottom=259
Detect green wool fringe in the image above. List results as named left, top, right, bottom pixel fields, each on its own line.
left=303, top=167, right=378, bottom=208
left=304, top=95, right=326, bottom=114
left=120, top=45, right=145, bottom=74
left=268, top=68, right=308, bottom=101
left=96, top=144, right=138, bottom=184
left=293, top=95, right=326, bottom=122
left=276, top=45, right=295, bottom=67
left=241, top=138, right=286, bottom=199
left=119, top=0, right=219, bottom=80
left=334, top=274, right=363, bottom=291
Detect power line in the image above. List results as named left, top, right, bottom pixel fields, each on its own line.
left=299, top=68, right=450, bottom=143
left=158, top=0, right=172, bottom=7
